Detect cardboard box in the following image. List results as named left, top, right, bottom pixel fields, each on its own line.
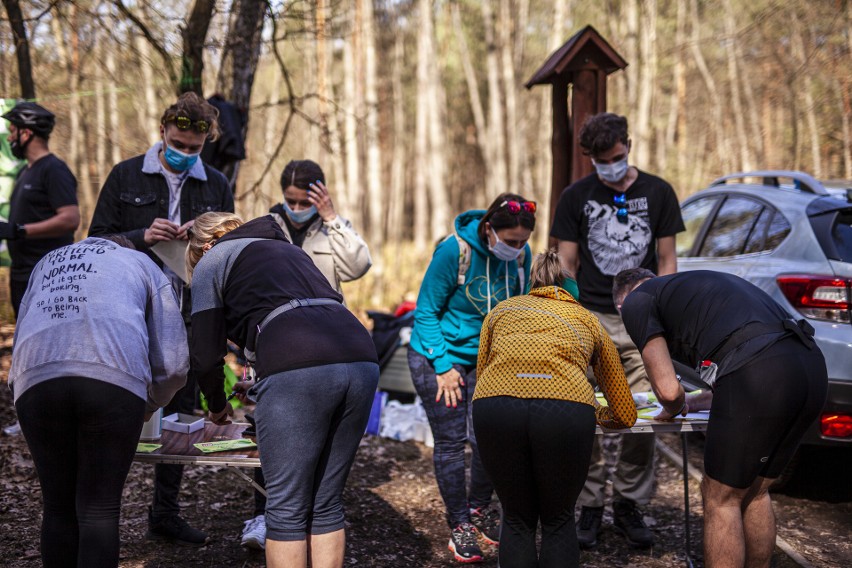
left=162, top=413, right=205, bottom=434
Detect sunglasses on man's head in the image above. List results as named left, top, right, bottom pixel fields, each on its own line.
left=500, top=200, right=537, bottom=214
left=613, top=193, right=628, bottom=223
left=167, top=115, right=210, bottom=133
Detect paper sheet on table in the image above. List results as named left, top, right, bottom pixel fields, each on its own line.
left=598, top=392, right=709, bottom=421
left=194, top=438, right=257, bottom=453
left=136, top=443, right=163, bottom=453
left=151, top=240, right=189, bottom=283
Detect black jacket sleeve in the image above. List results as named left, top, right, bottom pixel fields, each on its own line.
left=190, top=306, right=229, bottom=414
left=88, top=163, right=148, bottom=249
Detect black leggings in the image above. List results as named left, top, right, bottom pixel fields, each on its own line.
left=16, top=377, right=145, bottom=568
left=473, top=397, right=596, bottom=568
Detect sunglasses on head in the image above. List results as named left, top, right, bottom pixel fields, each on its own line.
left=500, top=200, right=537, bottom=215
left=166, top=115, right=210, bottom=133
left=613, top=193, right=628, bottom=223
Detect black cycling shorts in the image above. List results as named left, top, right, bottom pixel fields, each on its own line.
left=703, top=335, right=828, bottom=489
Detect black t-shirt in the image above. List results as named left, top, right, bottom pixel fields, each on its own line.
left=620, top=271, right=792, bottom=375
left=8, top=154, right=78, bottom=280
left=550, top=171, right=684, bottom=313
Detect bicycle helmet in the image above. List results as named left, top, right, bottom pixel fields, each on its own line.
left=2, top=102, right=56, bottom=137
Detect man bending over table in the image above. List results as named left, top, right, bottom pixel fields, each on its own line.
left=613, top=268, right=827, bottom=568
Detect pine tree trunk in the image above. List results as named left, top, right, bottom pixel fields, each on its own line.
left=482, top=1, right=507, bottom=197
left=722, top=0, right=752, bottom=171
left=105, top=41, right=122, bottom=165
left=388, top=29, right=407, bottom=245
left=343, top=1, right=362, bottom=231
left=361, top=0, right=384, bottom=303
left=2, top=0, right=35, bottom=98
left=634, top=0, right=657, bottom=169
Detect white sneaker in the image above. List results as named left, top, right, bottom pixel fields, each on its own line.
left=240, top=514, right=266, bottom=550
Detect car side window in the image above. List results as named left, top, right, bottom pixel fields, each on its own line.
left=699, top=197, right=764, bottom=257
left=764, top=211, right=792, bottom=250
left=677, top=197, right=719, bottom=257
left=743, top=208, right=772, bottom=254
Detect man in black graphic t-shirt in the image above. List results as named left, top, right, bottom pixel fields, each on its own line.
left=550, top=112, right=684, bottom=549
left=2, top=102, right=79, bottom=317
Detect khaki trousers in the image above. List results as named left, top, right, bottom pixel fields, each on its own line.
left=577, top=310, right=656, bottom=508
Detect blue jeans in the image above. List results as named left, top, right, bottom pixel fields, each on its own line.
left=408, top=349, right=493, bottom=528
left=249, top=362, right=379, bottom=541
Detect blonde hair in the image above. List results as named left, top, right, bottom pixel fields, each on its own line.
left=185, top=212, right=244, bottom=281
left=530, top=248, right=570, bottom=289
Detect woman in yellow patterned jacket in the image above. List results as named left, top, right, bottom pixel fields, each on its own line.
left=472, top=249, right=636, bottom=568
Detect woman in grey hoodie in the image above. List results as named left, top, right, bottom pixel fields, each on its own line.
left=8, top=236, right=188, bottom=568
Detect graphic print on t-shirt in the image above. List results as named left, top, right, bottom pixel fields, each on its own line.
left=583, top=197, right=652, bottom=276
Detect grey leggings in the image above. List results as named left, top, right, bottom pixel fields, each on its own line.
left=248, top=362, right=379, bottom=541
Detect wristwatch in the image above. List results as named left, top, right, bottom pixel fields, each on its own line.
left=15, top=224, right=27, bottom=239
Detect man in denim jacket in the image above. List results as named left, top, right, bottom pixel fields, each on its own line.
left=89, top=92, right=234, bottom=547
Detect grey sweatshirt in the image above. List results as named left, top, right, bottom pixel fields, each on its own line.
left=8, top=237, right=188, bottom=412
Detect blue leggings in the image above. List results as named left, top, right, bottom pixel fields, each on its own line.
left=249, top=362, right=379, bottom=541
left=16, top=377, right=145, bottom=568
left=408, top=349, right=493, bottom=528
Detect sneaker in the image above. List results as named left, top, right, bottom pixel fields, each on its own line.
left=240, top=514, right=266, bottom=550
left=448, top=522, right=484, bottom=563
left=576, top=506, right=603, bottom=549
left=146, top=508, right=209, bottom=547
left=613, top=499, right=654, bottom=549
left=469, top=507, right=500, bottom=545
left=2, top=421, right=21, bottom=436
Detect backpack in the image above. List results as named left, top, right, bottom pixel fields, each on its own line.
left=443, top=231, right=526, bottom=293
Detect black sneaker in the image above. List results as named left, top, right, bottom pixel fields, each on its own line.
left=469, top=507, right=500, bottom=545
left=146, top=507, right=210, bottom=547
left=576, top=506, right=603, bottom=549
left=613, top=499, right=654, bottom=549
left=448, top=522, right=484, bottom=563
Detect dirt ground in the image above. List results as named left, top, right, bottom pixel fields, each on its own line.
left=0, top=322, right=850, bottom=567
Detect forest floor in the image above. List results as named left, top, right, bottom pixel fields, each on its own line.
left=0, top=322, right=850, bottom=567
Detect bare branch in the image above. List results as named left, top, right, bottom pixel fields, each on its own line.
left=112, top=0, right=178, bottom=88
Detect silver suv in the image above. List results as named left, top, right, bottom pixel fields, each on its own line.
left=677, top=171, right=852, bottom=450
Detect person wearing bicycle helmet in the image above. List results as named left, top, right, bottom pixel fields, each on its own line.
left=2, top=101, right=80, bottom=317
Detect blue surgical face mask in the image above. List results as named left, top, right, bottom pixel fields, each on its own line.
left=488, top=227, right=523, bottom=262
left=163, top=141, right=200, bottom=172
left=283, top=201, right=318, bottom=224
left=593, top=156, right=629, bottom=183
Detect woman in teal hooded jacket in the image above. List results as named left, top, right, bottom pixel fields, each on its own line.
left=408, top=193, right=536, bottom=563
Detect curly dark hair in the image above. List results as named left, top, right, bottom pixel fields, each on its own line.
left=160, top=92, right=220, bottom=141
left=578, top=112, right=629, bottom=157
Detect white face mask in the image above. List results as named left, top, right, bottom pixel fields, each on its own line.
left=488, top=227, right=523, bottom=262
left=594, top=156, right=629, bottom=183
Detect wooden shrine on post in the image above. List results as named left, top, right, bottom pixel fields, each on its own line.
left=525, top=25, right=627, bottom=225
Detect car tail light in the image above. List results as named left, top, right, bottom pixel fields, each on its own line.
left=820, top=413, right=852, bottom=438
left=776, top=275, right=851, bottom=323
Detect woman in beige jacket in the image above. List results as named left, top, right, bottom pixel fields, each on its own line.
left=268, top=159, right=372, bottom=294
